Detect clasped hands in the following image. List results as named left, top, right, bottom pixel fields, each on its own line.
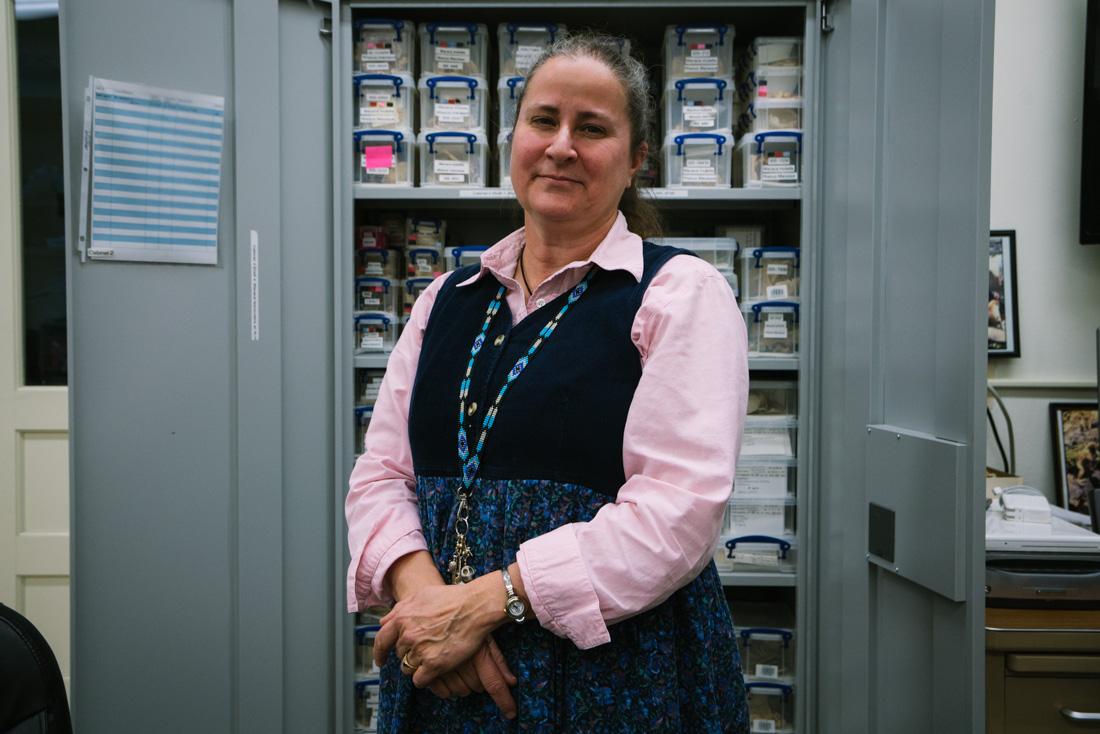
left=373, top=567, right=517, bottom=719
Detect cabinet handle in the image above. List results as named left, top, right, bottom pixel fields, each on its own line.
left=1061, top=708, right=1100, bottom=722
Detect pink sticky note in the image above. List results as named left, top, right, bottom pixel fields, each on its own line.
left=363, top=145, right=393, bottom=170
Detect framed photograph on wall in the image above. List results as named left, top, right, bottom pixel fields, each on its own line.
left=1050, top=402, right=1100, bottom=515
left=988, top=230, right=1020, bottom=357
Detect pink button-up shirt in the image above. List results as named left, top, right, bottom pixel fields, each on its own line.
left=345, top=212, right=749, bottom=649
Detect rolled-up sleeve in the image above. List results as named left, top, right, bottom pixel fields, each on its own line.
left=515, top=256, right=749, bottom=648
left=345, top=275, right=449, bottom=612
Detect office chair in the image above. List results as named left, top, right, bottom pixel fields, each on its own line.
left=0, top=603, right=72, bottom=734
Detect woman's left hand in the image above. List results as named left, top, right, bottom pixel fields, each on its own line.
left=373, top=575, right=503, bottom=687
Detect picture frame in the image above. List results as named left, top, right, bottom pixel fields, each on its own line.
left=1049, top=402, right=1100, bottom=515
left=988, top=230, right=1020, bottom=357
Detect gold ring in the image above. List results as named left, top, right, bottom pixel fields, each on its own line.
left=401, top=651, right=419, bottom=672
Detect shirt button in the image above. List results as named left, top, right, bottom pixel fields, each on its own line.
left=467, top=402, right=477, bottom=416
left=493, top=335, right=505, bottom=347
left=535, top=298, right=546, bottom=308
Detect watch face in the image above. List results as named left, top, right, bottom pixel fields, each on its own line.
left=507, top=599, right=526, bottom=617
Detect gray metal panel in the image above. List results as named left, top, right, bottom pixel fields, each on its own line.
left=815, top=0, right=994, bottom=733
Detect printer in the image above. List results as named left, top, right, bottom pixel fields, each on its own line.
left=986, top=487, right=1100, bottom=607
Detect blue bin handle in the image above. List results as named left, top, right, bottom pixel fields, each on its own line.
left=406, top=248, right=440, bottom=261
left=674, top=77, right=727, bottom=101
left=425, top=131, right=478, bottom=155
left=355, top=18, right=405, bottom=42
left=354, top=406, right=374, bottom=419
left=739, top=627, right=794, bottom=646
left=505, top=22, right=560, bottom=45
left=725, top=534, right=791, bottom=559
left=354, top=678, right=383, bottom=691
left=426, top=22, right=480, bottom=46
left=355, top=313, right=392, bottom=326
left=355, top=276, right=391, bottom=291
left=753, top=130, right=803, bottom=154
left=745, top=681, right=793, bottom=697
left=354, top=624, right=382, bottom=637
left=673, top=132, right=727, bottom=157
left=357, top=246, right=390, bottom=261
left=354, top=73, right=404, bottom=98
left=750, top=247, right=801, bottom=269
left=505, top=76, right=525, bottom=99
left=354, top=128, right=404, bottom=153
left=405, top=277, right=436, bottom=294
left=450, top=245, right=489, bottom=268
left=675, top=25, right=729, bottom=47
left=749, top=301, right=800, bottom=324
left=426, top=75, right=479, bottom=101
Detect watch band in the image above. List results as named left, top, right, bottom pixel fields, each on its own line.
left=501, top=568, right=526, bottom=623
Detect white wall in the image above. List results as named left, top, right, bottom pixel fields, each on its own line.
left=986, top=0, right=1100, bottom=503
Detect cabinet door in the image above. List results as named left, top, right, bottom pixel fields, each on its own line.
left=814, top=0, right=994, bottom=732
left=59, top=1, right=336, bottom=732
left=1004, top=677, right=1100, bottom=733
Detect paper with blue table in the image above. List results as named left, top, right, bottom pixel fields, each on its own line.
left=79, top=77, right=225, bottom=264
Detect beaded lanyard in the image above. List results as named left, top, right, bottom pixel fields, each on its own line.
left=448, top=269, right=597, bottom=584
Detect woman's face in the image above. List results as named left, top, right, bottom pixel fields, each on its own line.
left=511, top=55, right=646, bottom=229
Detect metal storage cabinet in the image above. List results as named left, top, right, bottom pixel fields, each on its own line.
left=59, top=1, right=993, bottom=732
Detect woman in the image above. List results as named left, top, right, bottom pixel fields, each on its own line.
left=346, top=33, right=750, bottom=732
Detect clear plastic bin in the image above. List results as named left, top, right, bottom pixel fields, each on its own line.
left=354, top=405, right=373, bottom=454
left=355, top=625, right=382, bottom=676
left=664, top=24, right=734, bottom=80
left=746, top=681, right=795, bottom=733
left=718, top=534, right=796, bottom=574
left=405, top=247, right=443, bottom=277
left=356, top=225, right=386, bottom=249
left=354, top=18, right=414, bottom=75
left=445, top=245, right=489, bottom=271
left=724, top=271, right=739, bottom=299
left=356, top=247, right=401, bottom=279
left=419, top=22, right=489, bottom=76
left=739, top=247, right=800, bottom=301
left=742, top=415, right=798, bottom=459
left=406, top=217, right=446, bottom=249
left=717, top=224, right=764, bottom=249
left=418, top=131, right=488, bottom=187
left=354, top=677, right=382, bottom=733
left=419, top=75, right=488, bottom=131
left=735, top=130, right=802, bottom=188
left=740, top=66, right=802, bottom=102
left=664, top=77, right=733, bottom=133
left=497, top=23, right=564, bottom=76
left=356, top=368, right=385, bottom=407
left=737, top=624, right=796, bottom=682
left=648, top=236, right=737, bottom=271
left=746, top=379, right=797, bottom=417
left=356, top=277, right=399, bottom=315
left=404, top=277, right=436, bottom=316
left=354, top=73, right=414, bottom=130
left=354, top=312, right=396, bottom=353
left=354, top=129, right=413, bottom=186
left=735, top=457, right=797, bottom=499
left=498, top=131, right=513, bottom=189
left=497, top=76, right=525, bottom=133
left=725, top=496, right=795, bottom=537
left=751, top=36, right=802, bottom=70
left=663, top=132, right=732, bottom=188
left=740, top=99, right=803, bottom=134
left=742, top=300, right=799, bottom=356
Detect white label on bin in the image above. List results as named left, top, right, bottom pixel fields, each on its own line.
left=685, top=56, right=719, bottom=73
left=766, top=263, right=789, bottom=276
left=438, top=174, right=467, bottom=183
left=731, top=503, right=785, bottom=535
left=682, top=158, right=717, bottom=183
left=690, top=48, right=713, bottom=57
left=415, top=257, right=434, bottom=273
left=459, top=188, right=513, bottom=198
left=751, top=720, right=777, bottom=733
left=361, top=295, right=381, bottom=307
left=361, top=107, right=399, bottom=125
left=365, top=263, right=383, bottom=275
left=733, top=551, right=781, bottom=569
left=766, top=284, right=789, bottom=299
left=360, top=333, right=384, bottom=350
left=363, top=47, right=396, bottom=61
left=755, top=664, right=781, bottom=679
left=436, top=104, right=471, bottom=123
left=735, top=465, right=789, bottom=498
left=435, top=159, right=471, bottom=175
left=516, top=45, right=544, bottom=72
left=763, top=314, right=788, bottom=340
left=762, top=153, right=797, bottom=182
left=741, top=429, right=793, bottom=457
left=683, top=105, right=717, bottom=128
left=436, top=47, right=471, bottom=63
left=362, top=60, right=391, bottom=72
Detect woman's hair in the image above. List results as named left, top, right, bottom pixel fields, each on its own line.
left=511, top=32, right=664, bottom=239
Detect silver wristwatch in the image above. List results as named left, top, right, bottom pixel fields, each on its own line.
left=501, top=568, right=526, bottom=623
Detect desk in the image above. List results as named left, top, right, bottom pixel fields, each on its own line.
left=987, top=607, right=1100, bottom=733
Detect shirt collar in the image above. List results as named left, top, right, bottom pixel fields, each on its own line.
left=455, top=211, right=645, bottom=288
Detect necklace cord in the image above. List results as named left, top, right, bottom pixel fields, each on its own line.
left=518, top=247, right=534, bottom=295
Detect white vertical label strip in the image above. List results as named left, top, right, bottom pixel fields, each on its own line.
left=77, top=78, right=94, bottom=262
left=250, top=230, right=259, bottom=341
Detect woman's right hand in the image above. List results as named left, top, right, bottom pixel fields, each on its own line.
left=426, top=637, right=518, bottom=719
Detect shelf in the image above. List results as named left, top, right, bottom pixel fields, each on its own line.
left=353, top=185, right=801, bottom=207
left=357, top=352, right=798, bottom=371
left=720, top=572, right=797, bottom=587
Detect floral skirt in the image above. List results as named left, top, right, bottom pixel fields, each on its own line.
left=377, top=476, right=749, bottom=734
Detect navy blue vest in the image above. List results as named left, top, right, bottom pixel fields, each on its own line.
left=408, top=243, right=691, bottom=498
